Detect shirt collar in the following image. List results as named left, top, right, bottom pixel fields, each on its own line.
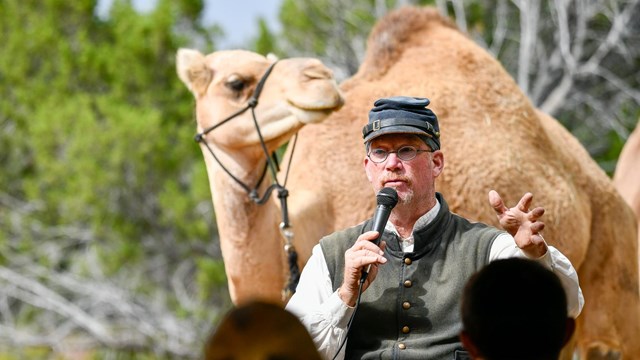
left=385, top=197, right=441, bottom=252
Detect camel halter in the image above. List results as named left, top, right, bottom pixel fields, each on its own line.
left=193, top=60, right=301, bottom=300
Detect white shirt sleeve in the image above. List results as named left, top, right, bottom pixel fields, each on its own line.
left=285, top=244, right=353, bottom=360
left=489, top=233, right=585, bottom=317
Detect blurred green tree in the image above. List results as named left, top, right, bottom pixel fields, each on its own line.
left=0, top=0, right=231, bottom=357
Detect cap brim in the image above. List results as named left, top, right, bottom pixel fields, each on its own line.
left=363, top=126, right=431, bottom=143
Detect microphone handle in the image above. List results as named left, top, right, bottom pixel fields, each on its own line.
left=370, top=204, right=391, bottom=245
left=362, top=205, right=391, bottom=281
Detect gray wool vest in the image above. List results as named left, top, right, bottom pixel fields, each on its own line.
left=320, top=193, right=503, bottom=360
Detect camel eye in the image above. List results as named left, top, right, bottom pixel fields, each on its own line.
left=226, top=75, right=247, bottom=92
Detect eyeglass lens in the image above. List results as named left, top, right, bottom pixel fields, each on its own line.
left=369, top=146, right=422, bottom=163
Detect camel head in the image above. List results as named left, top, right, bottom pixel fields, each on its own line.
left=177, top=49, right=344, bottom=165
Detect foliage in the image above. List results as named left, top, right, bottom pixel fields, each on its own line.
left=253, top=17, right=280, bottom=56
left=278, top=0, right=379, bottom=76
left=0, top=0, right=231, bottom=357
left=463, top=0, right=640, bottom=174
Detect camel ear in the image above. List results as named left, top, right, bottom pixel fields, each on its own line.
left=176, top=48, right=213, bottom=96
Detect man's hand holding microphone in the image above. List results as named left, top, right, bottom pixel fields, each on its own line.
left=339, top=188, right=398, bottom=307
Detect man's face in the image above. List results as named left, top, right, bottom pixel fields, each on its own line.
left=364, top=134, right=443, bottom=205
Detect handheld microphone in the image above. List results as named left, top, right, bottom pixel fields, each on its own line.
left=370, top=187, right=399, bottom=245
left=362, top=187, right=398, bottom=281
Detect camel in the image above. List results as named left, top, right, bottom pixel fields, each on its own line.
left=614, top=121, right=640, bottom=220
left=178, top=6, right=640, bottom=359
left=614, top=120, right=640, bottom=286
left=280, top=7, right=638, bottom=359
left=176, top=49, right=344, bottom=303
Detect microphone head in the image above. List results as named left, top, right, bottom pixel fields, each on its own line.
left=377, top=187, right=399, bottom=208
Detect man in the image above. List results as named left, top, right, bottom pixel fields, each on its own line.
left=285, top=96, right=583, bottom=360
left=460, top=258, right=575, bottom=360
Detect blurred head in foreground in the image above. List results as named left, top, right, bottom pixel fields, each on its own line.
left=460, top=258, right=575, bottom=360
left=204, top=301, right=321, bottom=360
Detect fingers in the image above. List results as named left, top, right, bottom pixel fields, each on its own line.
left=530, top=221, right=545, bottom=233
left=340, top=232, right=388, bottom=305
left=490, top=191, right=539, bottom=217
left=516, top=192, right=533, bottom=212
left=531, top=233, right=546, bottom=245
left=488, top=190, right=508, bottom=215
left=529, top=206, right=545, bottom=220
left=359, top=230, right=383, bottom=243
left=530, top=233, right=548, bottom=254
left=345, top=231, right=387, bottom=268
left=517, top=232, right=548, bottom=258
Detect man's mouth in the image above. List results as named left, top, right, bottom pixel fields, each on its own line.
left=384, top=179, right=405, bottom=186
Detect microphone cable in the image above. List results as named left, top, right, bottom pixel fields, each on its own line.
left=331, top=188, right=396, bottom=359
left=331, top=269, right=370, bottom=360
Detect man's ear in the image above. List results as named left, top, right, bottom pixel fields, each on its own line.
left=459, top=330, right=480, bottom=359
left=431, top=150, right=444, bottom=178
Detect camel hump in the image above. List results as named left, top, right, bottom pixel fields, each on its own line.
left=361, top=6, right=460, bottom=77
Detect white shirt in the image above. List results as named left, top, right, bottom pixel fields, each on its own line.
left=285, top=201, right=584, bottom=360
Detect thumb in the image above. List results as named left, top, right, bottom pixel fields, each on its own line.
left=488, top=190, right=507, bottom=215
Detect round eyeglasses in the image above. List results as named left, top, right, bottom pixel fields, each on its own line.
left=367, top=145, right=432, bottom=163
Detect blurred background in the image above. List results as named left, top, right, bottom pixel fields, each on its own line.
left=1, top=0, right=638, bottom=358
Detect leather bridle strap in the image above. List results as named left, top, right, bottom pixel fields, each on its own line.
left=192, top=60, right=301, bottom=297
left=193, top=60, right=280, bottom=203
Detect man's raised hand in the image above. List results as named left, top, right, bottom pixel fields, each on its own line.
left=489, top=190, right=547, bottom=258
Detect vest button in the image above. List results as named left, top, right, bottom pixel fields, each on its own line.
left=403, top=280, right=412, bottom=287
left=398, top=343, right=406, bottom=350
left=402, top=326, right=410, bottom=334
left=402, top=301, right=411, bottom=309
left=404, top=258, right=412, bottom=265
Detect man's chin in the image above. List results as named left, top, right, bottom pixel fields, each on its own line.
left=398, top=190, right=414, bottom=205
left=376, top=183, right=413, bottom=203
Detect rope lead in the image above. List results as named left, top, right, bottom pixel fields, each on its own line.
left=280, top=223, right=300, bottom=301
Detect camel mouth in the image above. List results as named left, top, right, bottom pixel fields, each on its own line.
left=289, top=99, right=343, bottom=112
left=287, top=98, right=344, bottom=124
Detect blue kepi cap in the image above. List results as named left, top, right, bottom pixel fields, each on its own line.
left=362, top=96, right=440, bottom=150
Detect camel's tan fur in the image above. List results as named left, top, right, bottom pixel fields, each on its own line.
left=614, top=121, right=640, bottom=219
left=176, top=49, right=344, bottom=304
left=178, top=6, right=640, bottom=359
left=613, top=121, right=640, bottom=219
left=281, top=7, right=640, bottom=359
left=614, top=120, right=640, bottom=300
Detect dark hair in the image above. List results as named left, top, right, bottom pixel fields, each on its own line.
left=461, top=258, right=569, bottom=360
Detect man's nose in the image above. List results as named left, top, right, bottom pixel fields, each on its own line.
left=385, top=153, right=403, bottom=169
